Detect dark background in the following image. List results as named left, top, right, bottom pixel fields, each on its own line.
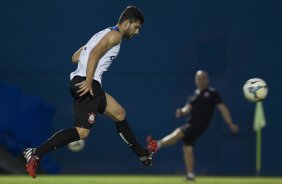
left=0, top=0, right=281, bottom=176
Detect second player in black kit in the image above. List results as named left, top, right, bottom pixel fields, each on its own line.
left=150, top=70, right=239, bottom=181
left=180, top=87, right=223, bottom=146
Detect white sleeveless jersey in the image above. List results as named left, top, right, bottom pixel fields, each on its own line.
left=70, top=27, right=121, bottom=84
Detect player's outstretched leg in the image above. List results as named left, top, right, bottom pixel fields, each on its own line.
left=23, top=127, right=81, bottom=178
left=105, top=93, right=158, bottom=166
left=151, top=128, right=184, bottom=150
left=115, top=119, right=158, bottom=166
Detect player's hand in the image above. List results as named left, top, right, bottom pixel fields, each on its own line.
left=175, top=108, right=183, bottom=118
left=75, top=80, right=94, bottom=96
left=229, top=123, right=239, bottom=134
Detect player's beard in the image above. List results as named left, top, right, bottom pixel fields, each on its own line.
left=123, top=30, right=133, bottom=39
left=123, top=32, right=131, bottom=39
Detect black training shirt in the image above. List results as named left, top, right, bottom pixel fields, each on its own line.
left=187, top=87, right=223, bottom=126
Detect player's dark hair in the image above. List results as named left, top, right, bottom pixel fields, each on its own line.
left=118, top=6, right=144, bottom=25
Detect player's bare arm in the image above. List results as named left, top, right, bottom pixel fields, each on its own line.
left=76, top=31, right=122, bottom=96
left=176, top=104, right=192, bottom=118
left=217, top=103, right=239, bottom=133
left=72, top=46, right=84, bottom=63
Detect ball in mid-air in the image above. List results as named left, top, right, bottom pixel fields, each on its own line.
left=243, top=78, right=268, bottom=103
left=68, top=139, right=85, bottom=152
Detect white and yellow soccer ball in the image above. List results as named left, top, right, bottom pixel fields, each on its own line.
left=68, top=140, right=85, bottom=152
left=243, top=78, right=268, bottom=103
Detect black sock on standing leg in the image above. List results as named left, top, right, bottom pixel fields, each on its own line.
left=35, top=127, right=80, bottom=158
left=115, top=118, right=147, bottom=159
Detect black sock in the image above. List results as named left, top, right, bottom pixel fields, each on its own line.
left=115, top=118, right=147, bottom=159
left=35, top=127, right=80, bottom=158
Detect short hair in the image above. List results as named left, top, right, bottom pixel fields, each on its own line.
left=118, top=6, right=144, bottom=25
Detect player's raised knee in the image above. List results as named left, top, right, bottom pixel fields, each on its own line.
left=75, top=127, right=90, bottom=139
left=115, top=108, right=126, bottom=122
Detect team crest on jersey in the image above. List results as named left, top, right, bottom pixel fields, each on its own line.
left=88, top=112, right=96, bottom=124
left=204, top=92, right=210, bottom=97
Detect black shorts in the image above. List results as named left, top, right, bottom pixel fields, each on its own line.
left=70, top=76, right=107, bottom=129
left=180, top=122, right=208, bottom=146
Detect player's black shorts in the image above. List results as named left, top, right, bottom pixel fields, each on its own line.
left=180, top=122, right=208, bottom=146
left=70, top=76, right=107, bottom=129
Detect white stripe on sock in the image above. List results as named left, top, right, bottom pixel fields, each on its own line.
left=139, top=156, right=148, bottom=161
left=119, top=133, right=132, bottom=146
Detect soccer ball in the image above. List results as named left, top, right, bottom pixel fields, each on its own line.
left=243, top=78, right=268, bottom=103
left=68, top=140, right=85, bottom=152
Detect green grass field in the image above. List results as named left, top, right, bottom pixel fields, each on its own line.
left=0, top=175, right=281, bottom=184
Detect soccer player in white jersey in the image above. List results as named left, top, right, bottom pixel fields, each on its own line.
left=23, top=6, right=158, bottom=178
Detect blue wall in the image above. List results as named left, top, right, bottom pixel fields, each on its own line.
left=1, top=0, right=282, bottom=176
